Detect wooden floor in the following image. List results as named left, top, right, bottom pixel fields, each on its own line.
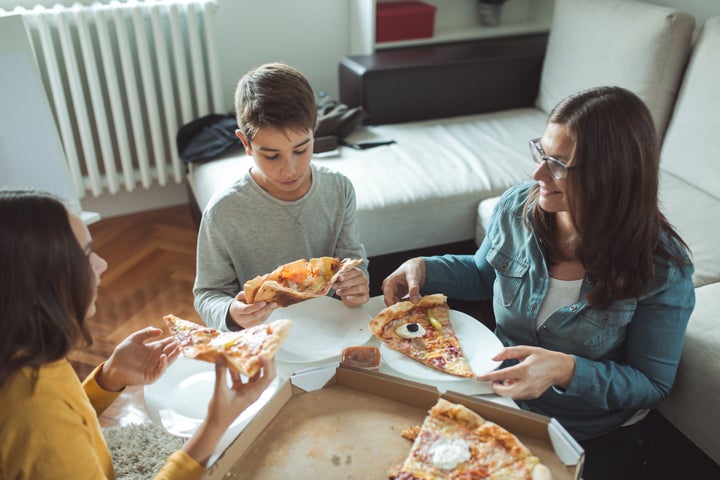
left=69, top=204, right=201, bottom=428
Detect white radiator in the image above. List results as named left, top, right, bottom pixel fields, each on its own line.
left=1, top=0, right=222, bottom=198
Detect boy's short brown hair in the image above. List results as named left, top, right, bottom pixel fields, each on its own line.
left=234, top=62, right=317, bottom=143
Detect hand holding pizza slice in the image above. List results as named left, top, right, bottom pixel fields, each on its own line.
left=369, top=293, right=475, bottom=378
left=164, top=314, right=291, bottom=377
left=243, top=257, right=363, bottom=308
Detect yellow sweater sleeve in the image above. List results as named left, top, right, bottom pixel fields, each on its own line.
left=83, top=362, right=122, bottom=416
left=155, top=451, right=206, bottom=480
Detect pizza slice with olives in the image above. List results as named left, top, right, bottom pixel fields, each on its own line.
left=368, top=293, right=474, bottom=378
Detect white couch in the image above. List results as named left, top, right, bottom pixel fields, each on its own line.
left=186, top=0, right=718, bottom=467
left=650, top=15, right=720, bottom=465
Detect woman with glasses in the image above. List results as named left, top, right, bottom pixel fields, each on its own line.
left=381, top=86, right=694, bottom=480
left=0, top=189, right=276, bottom=479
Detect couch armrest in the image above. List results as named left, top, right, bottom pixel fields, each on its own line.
left=339, top=34, right=548, bottom=125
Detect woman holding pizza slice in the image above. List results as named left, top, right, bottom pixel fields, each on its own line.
left=0, top=189, right=276, bottom=480
left=382, top=86, right=694, bottom=480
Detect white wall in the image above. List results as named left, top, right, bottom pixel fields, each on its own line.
left=213, top=0, right=352, bottom=110
left=0, top=15, right=86, bottom=216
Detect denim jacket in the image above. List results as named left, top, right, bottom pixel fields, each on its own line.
left=423, top=181, right=695, bottom=440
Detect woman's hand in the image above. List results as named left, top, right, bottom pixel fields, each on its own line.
left=381, top=257, right=427, bottom=306
left=99, top=327, right=180, bottom=391
left=334, top=267, right=370, bottom=307
left=183, top=357, right=277, bottom=466
left=476, top=346, right=576, bottom=400
left=207, top=357, right=277, bottom=426
left=228, top=291, right=276, bottom=329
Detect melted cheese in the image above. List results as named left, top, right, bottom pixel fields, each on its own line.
left=208, top=331, right=245, bottom=349
left=429, top=438, right=471, bottom=470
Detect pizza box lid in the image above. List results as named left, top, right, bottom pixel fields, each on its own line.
left=203, top=364, right=585, bottom=480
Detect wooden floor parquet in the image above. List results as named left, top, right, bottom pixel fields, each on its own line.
left=68, top=204, right=201, bottom=427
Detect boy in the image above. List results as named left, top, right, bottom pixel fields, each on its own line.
left=193, top=63, right=369, bottom=330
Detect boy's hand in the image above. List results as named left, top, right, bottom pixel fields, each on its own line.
left=334, top=268, right=370, bottom=307
left=228, top=291, right=277, bottom=329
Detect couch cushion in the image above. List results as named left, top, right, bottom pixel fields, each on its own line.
left=188, top=108, right=548, bottom=257
left=659, top=172, right=720, bottom=287
left=475, top=195, right=500, bottom=245
left=536, top=0, right=694, bottom=138
left=660, top=16, right=720, bottom=200
left=659, top=282, right=720, bottom=464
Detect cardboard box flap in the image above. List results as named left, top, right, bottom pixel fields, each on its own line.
left=335, top=364, right=440, bottom=408
left=204, top=379, right=294, bottom=479
left=549, top=418, right=585, bottom=466
left=288, top=363, right=338, bottom=392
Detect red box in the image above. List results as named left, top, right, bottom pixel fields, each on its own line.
left=376, top=1, right=437, bottom=43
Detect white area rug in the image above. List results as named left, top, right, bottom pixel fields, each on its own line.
left=103, top=423, right=184, bottom=480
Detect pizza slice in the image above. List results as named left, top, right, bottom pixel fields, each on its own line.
left=368, top=293, right=474, bottom=378
left=243, top=257, right=363, bottom=308
left=164, top=314, right=292, bottom=377
left=391, top=398, right=553, bottom=480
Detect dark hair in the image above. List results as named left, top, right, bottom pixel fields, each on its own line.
left=526, top=86, right=689, bottom=308
left=0, top=189, right=93, bottom=389
left=234, top=62, right=317, bottom=143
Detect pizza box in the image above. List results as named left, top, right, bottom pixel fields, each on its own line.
left=203, top=364, right=585, bottom=480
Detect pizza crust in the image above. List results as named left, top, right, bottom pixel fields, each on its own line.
left=432, top=397, right=486, bottom=429
left=244, top=257, right=362, bottom=307
left=368, top=293, right=447, bottom=337
left=488, top=458, right=553, bottom=480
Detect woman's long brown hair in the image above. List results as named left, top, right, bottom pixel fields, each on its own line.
left=0, top=190, right=94, bottom=389
left=526, top=86, right=690, bottom=309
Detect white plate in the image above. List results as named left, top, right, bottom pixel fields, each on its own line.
left=267, top=296, right=373, bottom=363
left=380, top=310, right=503, bottom=382
left=144, top=356, right=279, bottom=439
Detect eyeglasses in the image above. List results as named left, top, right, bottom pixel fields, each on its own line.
left=529, top=138, right=573, bottom=179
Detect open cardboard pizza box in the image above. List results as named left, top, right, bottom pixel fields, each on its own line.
left=204, top=365, right=585, bottom=480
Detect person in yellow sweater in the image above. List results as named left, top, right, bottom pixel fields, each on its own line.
left=0, top=189, right=276, bottom=479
